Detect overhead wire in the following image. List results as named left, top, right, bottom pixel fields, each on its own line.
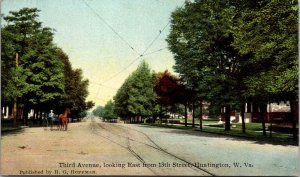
left=139, top=0, right=186, bottom=56
left=89, top=81, right=118, bottom=90
left=93, top=23, right=172, bottom=86
left=93, top=1, right=186, bottom=84
left=140, top=25, right=169, bottom=57
left=89, top=47, right=169, bottom=92
left=82, top=0, right=187, bottom=105
left=92, top=55, right=141, bottom=99
left=143, top=47, right=168, bottom=57
left=82, top=0, right=142, bottom=101
left=90, top=46, right=169, bottom=86
left=82, top=0, right=141, bottom=56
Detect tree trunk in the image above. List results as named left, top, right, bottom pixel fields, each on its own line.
left=290, top=99, right=298, bottom=140
left=13, top=99, right=17, bottom=127
left=192, top=101, right=195, bottom=127
left=8, top=104, right=13, bottom=119
left=12, top=98, right=18, bottom=126
left=39, top=110, right=43, bottom=120
left=20, top=108, right=24, bottom=120
left=225, top=105, right=231, bottom=131
left=184, top=103, right=188, bottom=127
left=259, top=104, right=267, bottom=136
left=199, top=99, right=203, bottom=130
left=39, top=109, right=43, bottom=125
left=23, top=108, right=29, bottom=126
left=241, top=102, right=246, bottom=133
left=160, top=104, right=163, bottom=124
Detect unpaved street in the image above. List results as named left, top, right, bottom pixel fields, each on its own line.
left=1, top=117, right=298, bottom=176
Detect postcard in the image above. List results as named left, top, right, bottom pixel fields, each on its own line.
left=1, top=0, right=299, bottom=176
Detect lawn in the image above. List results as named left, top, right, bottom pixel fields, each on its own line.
left=165, top=118, right=219, bottom=125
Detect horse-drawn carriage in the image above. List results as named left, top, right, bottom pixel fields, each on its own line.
left=44, top=108, right=70, bottom=131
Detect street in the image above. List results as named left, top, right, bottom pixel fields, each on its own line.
left=1, top=117, right=298, bottom=176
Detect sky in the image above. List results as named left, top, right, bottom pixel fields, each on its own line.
left=1, top=0, right=185, bottom=108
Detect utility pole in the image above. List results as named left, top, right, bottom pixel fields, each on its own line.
left=12, top=52, right=19, bottom=126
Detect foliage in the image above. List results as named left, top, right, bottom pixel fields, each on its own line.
left=85, top=101, right=95, bottom=110
left=102, top=100, right=117, bottom=120
left=167, top=0, right=243, bottom=130
left=92, top=106, right=105, bottom=117
left=154, top=70, right=180, bottom=106
left=1, top=8, right=94, bottom=119
left=59, top=49, right=93, bottom=117
left=153, top=70, right=189, bottom=110
left=167, top=0, right=298, bottom=133
left=113, top=60, right=159, bottom=118
left=78, top=111, right=88, bottom=118
left=232, top=0, right=298, bottom=101
left=1, top=8, right=65, bottom=110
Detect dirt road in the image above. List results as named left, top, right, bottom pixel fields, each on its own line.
left=1, top=117, right=298, bottom=176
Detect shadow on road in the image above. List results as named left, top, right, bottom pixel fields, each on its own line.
left=135, top=124, right=298, bottom=146
left=167, top=129, right=298, bottom=146
left=1, top=128, right=25, bottom=137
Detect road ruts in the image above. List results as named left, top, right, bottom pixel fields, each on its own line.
left=89, top=118, right=215, bottom=176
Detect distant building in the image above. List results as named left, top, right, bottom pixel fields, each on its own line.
left=220, top=101, right=298, bottom=124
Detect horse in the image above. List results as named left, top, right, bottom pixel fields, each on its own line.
left=58, top=108, right=70, bottom=131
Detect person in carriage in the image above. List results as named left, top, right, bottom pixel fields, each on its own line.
left=48, top=110, right=60, bottom=130
left=47, top=110, right=55, bottom=130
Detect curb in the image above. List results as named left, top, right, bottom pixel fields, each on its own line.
left=1, top=126, right=27, bottom=133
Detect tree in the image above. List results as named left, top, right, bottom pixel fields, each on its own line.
left=114, top=60, right=158, bottom=123
left=102, top=100, right=117, bottom=121
left=113, top=77, right=131, bottom=119
left=66, top=69, right=90, bottom=118
left=1, top=8, right=65, bottom=124
left=92, top=106, right=105, bottom=118
left=154, top=70, right=180, bottom=107
left=1, top=8, right=94, bottom=124
left=167, top=0, right=298, bottom=137
left=232, top=0, right=298, bottom=138
left=56, top=48, right=93, bottom=119
left=167, top=0, right=242, bottom=131
left=86, top=101, right=95, bottom=110
left=153, top=70, right=186, bottom=122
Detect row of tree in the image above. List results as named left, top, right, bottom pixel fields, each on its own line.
left=166, top=0, right=298, bottom=138
left=1, top=8, right=94, bottom=125
left=93, top=0, right=298, bottom=140
left=93, top=60, right=204, bottom=125
left=92, top=100, right=117, bottom=122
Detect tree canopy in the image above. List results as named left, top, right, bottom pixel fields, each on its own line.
left=1, top=8, right=94, bottom=120
left=166, top=0, right=298, bottom=132
left=113, top=60, right=159, bottom=119
left=232, top=0, right=298, bottom=101
left=153, top=70, right=185, bottom=106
